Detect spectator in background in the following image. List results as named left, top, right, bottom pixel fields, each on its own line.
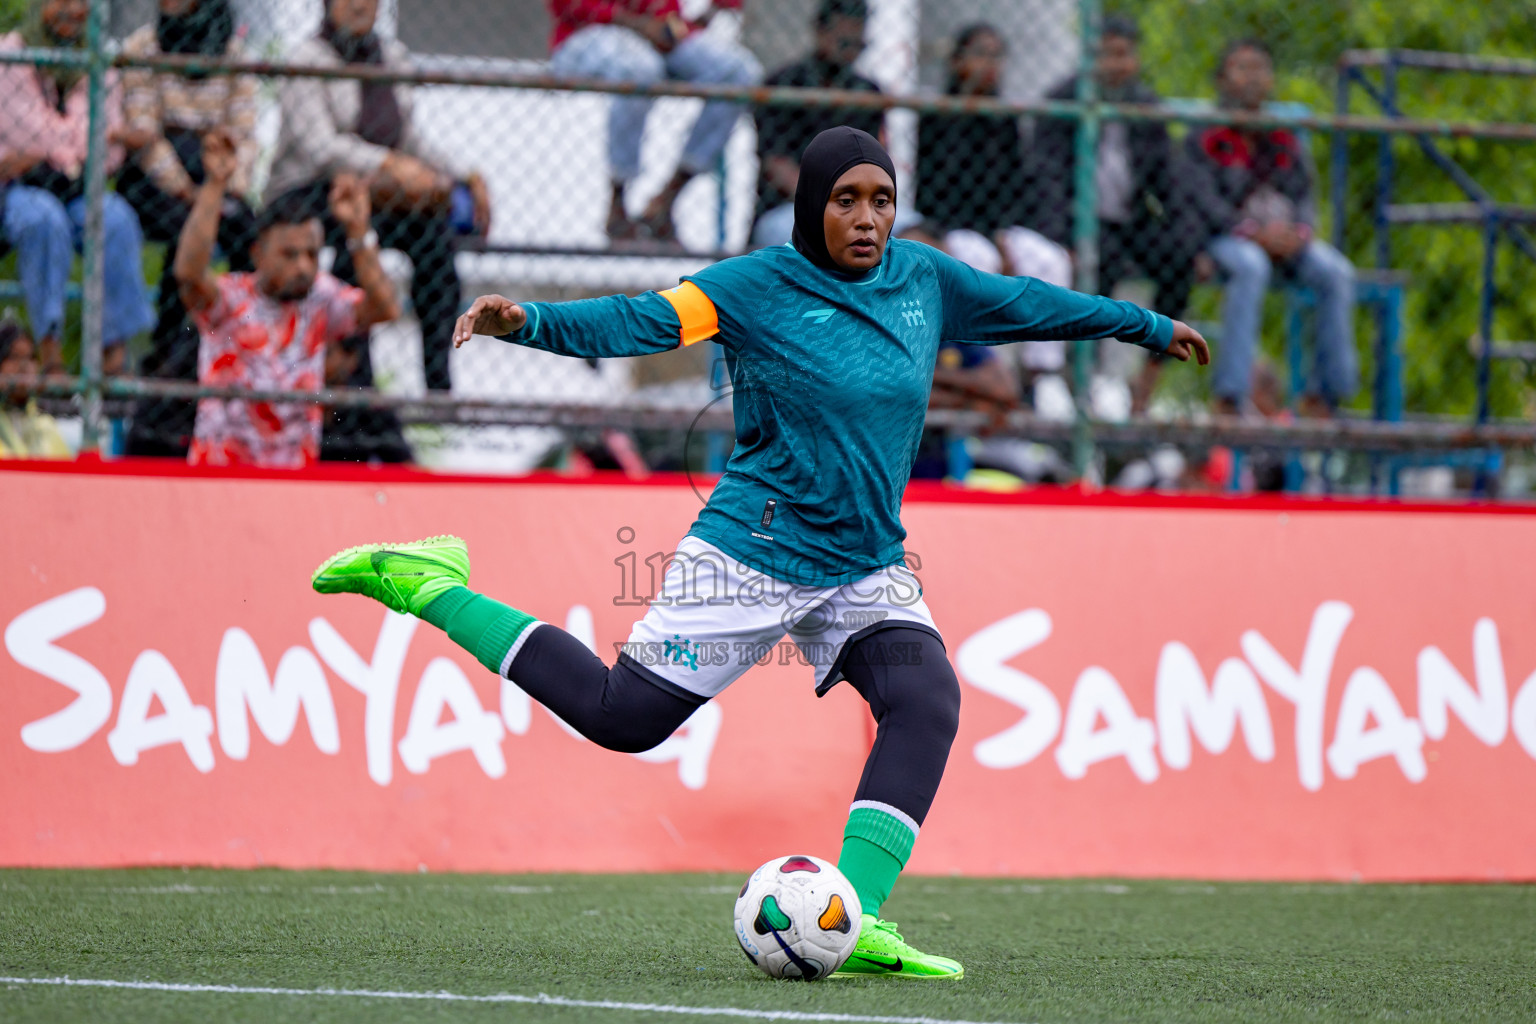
left=1186, top=39, right=1356, bottom=416
left=898, top=222, right=1018, bottom=480
left=0, top=0, right=156, bottom=377
left=118, top=0, right=261, bottom=458
left=0, top=319, right=72, bottom=458
left=1033, top=15, right=1202, bottom=412
left=178, top=132, right=400, bottom=468
left=268, top=0, right=489, bottom=395
left=916, top=25, right=1023, bottom=244
left=548, top=0, right=761, bottom=248
left=914, top=22, right=1072, bottom=388
left=751, top=0, right=882, bottom=248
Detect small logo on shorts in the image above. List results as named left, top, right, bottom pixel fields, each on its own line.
left=663, top=634, right=700, bottom=671
left=761, top=499, right=777, bottom=529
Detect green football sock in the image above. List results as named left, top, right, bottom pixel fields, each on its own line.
left=421, top=586, right=539, bottom=677
left=837, top=803, right=919, bottom=918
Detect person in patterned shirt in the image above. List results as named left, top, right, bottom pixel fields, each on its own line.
left=174, top=132, right=400, bottom=468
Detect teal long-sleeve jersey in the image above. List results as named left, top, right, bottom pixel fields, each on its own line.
left=498, top=239, right=1172, bottom=586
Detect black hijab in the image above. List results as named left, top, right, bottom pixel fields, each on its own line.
left=157, top=0, right=235, bottom=60
left=319, top=11, right=404, bottom=150
left=791, top=126, right=897, bottom=272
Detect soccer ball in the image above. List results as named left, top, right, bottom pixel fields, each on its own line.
left=733, top=854, right=862, bottom=980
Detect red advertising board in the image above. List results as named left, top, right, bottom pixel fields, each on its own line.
left=4, top=460, right=1535, bottom=880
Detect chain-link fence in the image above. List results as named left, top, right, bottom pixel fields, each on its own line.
left=0, top=0, right=1533, bottom=494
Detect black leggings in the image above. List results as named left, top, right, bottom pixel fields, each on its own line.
left=507, top=625, right=960, bottom=825
left=840, top=628, right=961, bottom=826
left=507, top=625, right=705, bottom=753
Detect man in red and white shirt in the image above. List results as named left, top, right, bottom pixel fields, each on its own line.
left=175, top=132, right=400, bottom=468
left=547, top=1, right=759, bottom=246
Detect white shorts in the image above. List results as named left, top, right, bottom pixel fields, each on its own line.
left=619, top=536, right=941, bottom=700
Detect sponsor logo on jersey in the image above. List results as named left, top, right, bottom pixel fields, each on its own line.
left=801, top=308, right=835, bottom=325
left=662, top=634, right=700, bottom=671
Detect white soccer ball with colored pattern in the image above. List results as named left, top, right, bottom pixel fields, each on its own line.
left=733, top=854, right=862, bottom=980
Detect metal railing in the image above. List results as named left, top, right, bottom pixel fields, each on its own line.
left=1335, top=49, right=1536, bottom=429
left=1, top=1, right=1531, bottom=494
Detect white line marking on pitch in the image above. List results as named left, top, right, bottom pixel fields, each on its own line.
left=0, top=976, right=1028, bottom=1024
left=27, top=884, right=558, bottom=897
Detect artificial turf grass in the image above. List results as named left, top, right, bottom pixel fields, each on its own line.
left=1, top=869, right=1533, bottom=1024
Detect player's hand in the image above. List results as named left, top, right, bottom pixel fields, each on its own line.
left=454, top=294, right=526, bottom=347
left=1165, top=320, right=1210, bottom=365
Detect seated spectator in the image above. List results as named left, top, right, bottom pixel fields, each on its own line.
left=177, top=133, right=400, bottom=468
left=916, top=25, right=1022, bottom=242
left=268, top=0, right=489, bottom=395
left=118, top=0, right=260, bottom=458
left=914, top=23, right=1071, bottom=378
left=0, top=319, right=72, bottom=458
left=0, top=0, right=155, bottom=377
left=1186, top=39, right=1357, bottom=416
left=547, top=0, right=761, bottom=247
left=1033, top=15, right=1203, bottom=412
left=898, top=222, right=1020, bottom=482
left=751, top=0, right=882, bottom=248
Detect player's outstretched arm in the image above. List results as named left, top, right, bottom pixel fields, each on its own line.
left=1165, top=321, right=1211, bottom=365
left=453, top=288, right=704, bottom=361
left=454, top=294, right=526, bottom=348
left=929, top=246, right=1200, bottom=359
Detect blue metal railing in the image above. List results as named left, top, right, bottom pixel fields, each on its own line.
left=1335, top=49, right=1536, bottom=429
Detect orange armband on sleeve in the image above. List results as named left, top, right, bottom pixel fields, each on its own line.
left=658, top=281, right=719, bottom=347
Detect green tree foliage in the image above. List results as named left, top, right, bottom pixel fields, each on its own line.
left=0, top=0, right=26, bottom=33
left=1130, top=1, right=1536, bottom=418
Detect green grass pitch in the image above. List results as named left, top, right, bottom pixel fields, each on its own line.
left=2, top=869, right=1533, bottom=1023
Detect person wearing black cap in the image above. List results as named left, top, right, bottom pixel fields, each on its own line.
left=315, top=127, right=1209, bottom=979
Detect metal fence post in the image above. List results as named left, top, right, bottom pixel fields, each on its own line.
left=1070, top=0, right=1102, bottom=479
left=1330, top=68, right=1350, bottom=252
left=78, top=0, right=110, bottom=452
left=1374, top=55, right=1397, bottom=271
left=1477, top=214, right=1497, bottom=425
left=714, top=150, right=728, bottom=253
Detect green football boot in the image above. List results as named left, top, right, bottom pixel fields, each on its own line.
left=311, top=535, right=470, bottom=617
left=833, top=914, right=964, bottom=980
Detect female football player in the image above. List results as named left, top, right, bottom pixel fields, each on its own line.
left=313, top=127, right=1208, bottom=979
